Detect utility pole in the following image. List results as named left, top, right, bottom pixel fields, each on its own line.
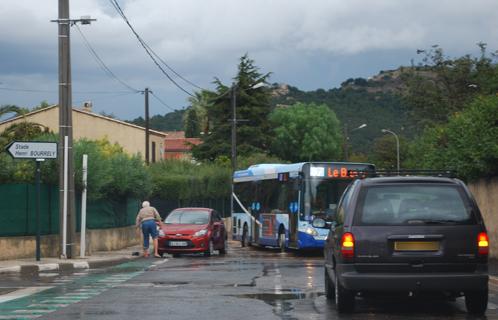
left=57, top=0, right=75, bottom=259
left=230, top=84, right=237, bottom=217
left=230, top=84, right=237, bottom=173
left=144, top=88, right=150, bottom=165
left=53, top=3, right=95, bottom=259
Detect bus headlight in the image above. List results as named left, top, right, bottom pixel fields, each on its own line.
left=304, top=227, right=318, bottom=236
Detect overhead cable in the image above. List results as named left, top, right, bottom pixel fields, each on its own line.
left=109, top=0, right=195, bottom=97
left=74, top=24, right=139, bottom=93
left=0, top=86, right=130, bottom=94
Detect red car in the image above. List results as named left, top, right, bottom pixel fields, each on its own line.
left=157, top=208, right=227, bottom=257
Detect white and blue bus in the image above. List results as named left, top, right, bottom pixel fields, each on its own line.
left=232, top=162, right=375, bottom=250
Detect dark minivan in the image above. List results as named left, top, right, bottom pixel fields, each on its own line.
left=323, top=176, right=489, bottom=314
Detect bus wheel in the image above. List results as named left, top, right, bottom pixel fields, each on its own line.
left=241, top=225, right=248, bottom=247
left=278, top=231, right=286, bottom=252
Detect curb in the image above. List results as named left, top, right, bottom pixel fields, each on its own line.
left=0, top=256, right=138, bottom=275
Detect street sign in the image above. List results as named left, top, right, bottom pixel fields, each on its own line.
left=6, top=141, right=57, bottom=159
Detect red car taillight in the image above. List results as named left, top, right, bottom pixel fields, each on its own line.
left=341, top=232, right=355, bottom=259
left=478, top=232, right=489, bottom=256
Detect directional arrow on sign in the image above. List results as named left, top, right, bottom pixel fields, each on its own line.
left=6, top=141, right=57, bottom=159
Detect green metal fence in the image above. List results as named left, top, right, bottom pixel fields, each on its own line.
left=0, top=184, right=140, bottom=237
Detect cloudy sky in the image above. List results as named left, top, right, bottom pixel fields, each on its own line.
left=1, top=0, right=497, bottom=121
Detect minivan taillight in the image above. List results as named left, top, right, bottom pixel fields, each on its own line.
left=478, top=232, right=489, bottom=256
left=341, top=232, right=355, bottom=259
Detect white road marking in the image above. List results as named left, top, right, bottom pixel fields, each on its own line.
left=274, top=267, right=282, bottom=294
left=29, top=304, right=67, bottom=308
left=13, top=309, right=52, bottom=314
left=0, top=315, right=40, bottom=319
left=488, top=302, right=497, bottom=310
left=0, top=287, right=53, bottom=304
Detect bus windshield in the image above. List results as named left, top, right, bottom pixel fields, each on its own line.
left=304, top=178, right=352, bottom=222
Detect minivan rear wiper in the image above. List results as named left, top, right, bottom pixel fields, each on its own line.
left=406, top=219, right=460, bottom=225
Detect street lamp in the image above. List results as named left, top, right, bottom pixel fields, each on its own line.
left=381, top=129, right=400, bottom=172
left=344, top=123, right=367, bottom=161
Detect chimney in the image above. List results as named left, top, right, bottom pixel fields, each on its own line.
left=83, top=101, right=93, bottom=112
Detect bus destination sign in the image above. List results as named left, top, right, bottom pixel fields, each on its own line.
left=309, top=165, right=370, bottom=179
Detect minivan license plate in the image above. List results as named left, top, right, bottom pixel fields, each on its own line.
left=394, top=241, right=439, bottom=251
left=169, top=241, right=188, bottom=247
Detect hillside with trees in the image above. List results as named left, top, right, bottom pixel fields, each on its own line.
left=127, top=109, right=185, bottom=131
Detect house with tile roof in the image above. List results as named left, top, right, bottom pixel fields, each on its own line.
left=0, top=104, right=166, bottom=162
left=163, top=131, right=202, bottom=160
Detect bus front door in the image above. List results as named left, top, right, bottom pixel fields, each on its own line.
left=288, top=211, right=298, bottom=248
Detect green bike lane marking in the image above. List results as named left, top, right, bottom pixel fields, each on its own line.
left=0, top=259, right=155, bottom=320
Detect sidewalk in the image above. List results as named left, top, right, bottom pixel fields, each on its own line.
left=0, top=245, right=143, bottom=274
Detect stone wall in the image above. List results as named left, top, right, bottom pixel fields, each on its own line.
left=0, top=226, right=139, bottom=260
left=468, top=177, right=498, bottom=259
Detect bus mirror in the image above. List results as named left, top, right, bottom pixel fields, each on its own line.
left=325, top=204, right=337, bottom=220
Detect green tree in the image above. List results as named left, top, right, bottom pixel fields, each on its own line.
left=183, top=107, right=200, bottom=138
left=269, top=103, right=342, bottom=162
left=403, top=44, right=498, bottom=128
left=192, top=54, right=272, bottom=161
left=0, top=105, right=49, bottom=149
left=369, top=134, right=408, bottom=170
left=128, top=109, right=185, bottom=132
left=186, top=90, right=212, bottom=134
left=405, top=95, right=498, bottom=180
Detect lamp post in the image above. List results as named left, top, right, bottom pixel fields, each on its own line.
left=381, top=129, right=400, bottom=172
left=344, top=123, right=367, bottom=161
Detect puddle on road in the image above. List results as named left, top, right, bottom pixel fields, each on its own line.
left=236, top=290, right=323, bottom=302
left=230, top=291, right=323, bottom=317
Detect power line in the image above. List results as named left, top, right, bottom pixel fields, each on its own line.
left=150, top=91, right=205, bottom=128
left=0, top=86, right=131, bottom=94
left=74, top=24, right=139, bottom=93
left=144, top=42, right=204, bottom=91
left=149, top=91, right=176, bottom=112
left=73, top=91, right=138, bottom=107
left=0, top=87, right=55, bottom=93
left=109, top=0, right=196, bottom=97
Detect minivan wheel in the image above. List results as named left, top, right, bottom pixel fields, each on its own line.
left=334, top=269, right=355, bottom=313
left=324, top=268, right=335, bottom=300
left=465, top=287, right=488, bottom=315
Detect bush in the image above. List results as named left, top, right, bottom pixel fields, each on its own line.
left=148, top=159, right=231, bottom=200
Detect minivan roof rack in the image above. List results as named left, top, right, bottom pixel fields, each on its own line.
left=374, top=170, right=457, bottom=178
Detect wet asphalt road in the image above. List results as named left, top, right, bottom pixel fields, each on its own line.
left=1, top=243, right=498, bottom=319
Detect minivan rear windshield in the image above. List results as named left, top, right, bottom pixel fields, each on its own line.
left=357, top=184, right=474, bottom=225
